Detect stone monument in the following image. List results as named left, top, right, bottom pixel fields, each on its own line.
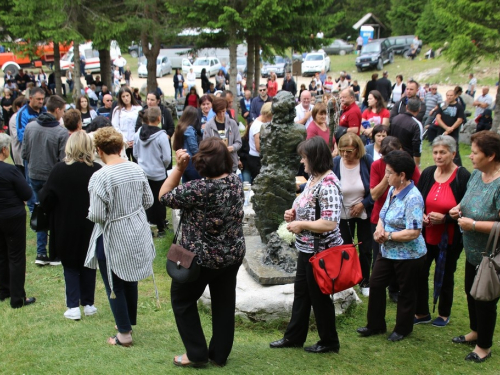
left=252, top=91, right=306, bottom=243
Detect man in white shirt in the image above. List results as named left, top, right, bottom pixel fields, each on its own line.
left=473, top=86, right=493, bottom=118
left=466, top=73, right=477, bottom=97
left=236, top=70, right=243, bottom=97
left=356, top=35, right=364, bottom=55
left=113, top=55, right=127, bottom=75
left=294, top=90, right=313, bottom=129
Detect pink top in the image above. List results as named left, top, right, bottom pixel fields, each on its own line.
left=362, top=108, right=390, bottom=125
left=268, top=81, right=278, bottom=97
left=307, top=121, right=334, bottom=150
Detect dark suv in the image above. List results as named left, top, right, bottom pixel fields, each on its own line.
left=355, top=38, right=394, bottom=72
left=387, top=35, right=421, bottom=58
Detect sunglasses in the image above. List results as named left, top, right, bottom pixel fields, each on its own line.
left=259, top=89, right=267, bottom=92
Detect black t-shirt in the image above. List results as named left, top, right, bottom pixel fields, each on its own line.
left=438, top=102, right=464, bottom=127
left=97, top=107, right=111, bottom=118
left=124, top=70, right=132, bottom=80
left=215, top=120, right=225, bottom=132
left=81, top=111, right=92, bottom=127
left=351, top=84, right=360, bottom=93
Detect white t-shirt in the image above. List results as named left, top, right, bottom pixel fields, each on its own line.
left=249, top=119, right=263, bottom=157
left=475, top=94, right=493, bottom=117
left=356, top=36, right=363, bottom=46
left=236, top=73, right=242, bottom=95
left=468, top=77, right=477, bottom=93
left=339, top=161, right=367, bottom=220
left=187, top=72, right=196, bottom=86
left=392, top=83, right=403, bottom=102
left=294, top=104, right=313, bottom=129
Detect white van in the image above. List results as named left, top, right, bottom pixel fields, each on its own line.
left=60, top=41, right=121, bottom=72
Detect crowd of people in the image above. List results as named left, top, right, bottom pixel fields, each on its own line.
left=0, top=61, right=499, bottom=368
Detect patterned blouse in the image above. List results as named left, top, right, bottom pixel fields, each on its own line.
left=460, top=170, right=500, bottom=266
left=379, top=182, right=426, bottom=260
left=160, top=173, right=245, bottom=269
left=293, top=172, right=343, bottom=253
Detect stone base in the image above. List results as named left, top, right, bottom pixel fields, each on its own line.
left=199, top=266, right=362, bottom=322
left=243, top=235, right=296, bottom=285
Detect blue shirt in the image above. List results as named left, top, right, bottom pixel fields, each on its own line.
left=379, top=182, right=426, bottom=260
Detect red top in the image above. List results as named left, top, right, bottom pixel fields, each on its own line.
left=369, top=159, right=421, bottom=224
left=307, top=121, right=335, bottom=150
left=268, top=80, right=278, bottom=97
left=187, top=94, right=198, bottom=108
left=362, top=108, right=390, bottom=125
left=424, top=168, right=458, bottom=245
left=339, top=102, right=362, bottom=135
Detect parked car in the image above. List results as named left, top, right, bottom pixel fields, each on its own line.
left=128, top=43, right=140, bottom=58
left=188, top=56, right=221, bottom=78
left=60, top=41, right=121, bottom=72
left=355, top=38, right=394, bottom=72
left=322, top=39, right=354, bottom=55
left=137, top=55, right=172, bottom=78
left=301, top=51, right=330, bottom=77
left=387, top=35, right=421, bottom=58
left=261, top=56, right=291, bottom=78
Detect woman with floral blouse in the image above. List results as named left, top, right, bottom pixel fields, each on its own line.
left=357, top=150, right=426, bottom=342
left=160, top=137, right=245, bottom=368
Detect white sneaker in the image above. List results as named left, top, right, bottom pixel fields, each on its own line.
left=361, top=287, right=370, bottom=297
left=84, top=305, right=97, bottom=316
left=64, top=307, right=81, bottom=320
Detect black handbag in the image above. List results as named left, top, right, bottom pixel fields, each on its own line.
left=30, top=203, right=49, bottom=232
left=334, top=126, right=348, bottom=144
left=166, top=185, right=208, bottom=283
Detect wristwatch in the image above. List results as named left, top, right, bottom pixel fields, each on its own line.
left=388, top=232, right=393, bottom=241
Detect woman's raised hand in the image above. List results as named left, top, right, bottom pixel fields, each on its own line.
left=175, top=149, right=190, bottom=172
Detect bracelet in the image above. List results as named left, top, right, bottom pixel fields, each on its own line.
left=472, top=220, right=476, bottom=231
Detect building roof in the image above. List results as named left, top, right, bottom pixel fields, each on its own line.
left=353, top=13, right=387, bottom=30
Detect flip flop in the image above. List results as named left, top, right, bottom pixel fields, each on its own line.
left=173, top=354, right=207, bottom=368
left=107, top=335, right=133, bottom=347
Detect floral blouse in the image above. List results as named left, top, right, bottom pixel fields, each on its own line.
left=293, top=172, right=343, bottom=253
left=160, top=173, right=245, bottom=269
left=379, top=182, right=426, bottom=260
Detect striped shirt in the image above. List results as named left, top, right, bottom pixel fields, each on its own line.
left=85, top=162, right=156, bottom=295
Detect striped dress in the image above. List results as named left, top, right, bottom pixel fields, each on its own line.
left=84, top=162, right=156, bottom=296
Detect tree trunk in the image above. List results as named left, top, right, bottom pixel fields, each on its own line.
left=493, top=71, right=500, bottom=134
left=253, top=38, right=261, bottom=97
left=99, top=49, right=111, bottom=88
left=53, top=44, right=63, bottom=96
left=73, top=40, right=82, bottom=101
left=229, top=39, right=238, bottom=111
left=246, top=35, right=255, bottom=93
left=141, top=31, right=161, bottom=93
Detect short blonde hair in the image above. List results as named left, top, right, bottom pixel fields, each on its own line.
left=338, top=132, right=366, bottom=159
left=93, top=127, right=124, bottom=155
left=260, top=102, right=272, bottom=117
left=65, top=130, right=94, bottom=166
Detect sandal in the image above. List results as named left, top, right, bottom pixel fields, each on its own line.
left=173, top=354, right=207, bottom=368
left=107, top=335, right=133, bottom=347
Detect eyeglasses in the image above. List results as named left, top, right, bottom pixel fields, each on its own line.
left=105, top=99, right=112, bottom=102
left=339, top=148, right=356, bottom=154
left=259, top=89, right=267, bottom=92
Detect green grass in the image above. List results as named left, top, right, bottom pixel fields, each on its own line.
left=327, top=53, right=499, bottom=87
left=3, top=142, right=500, bottom=374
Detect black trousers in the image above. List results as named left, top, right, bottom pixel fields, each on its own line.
left=340, top=218, right=372, bottom=283
left=367, top=254, right=424, bottom=336
left=146, top=179, right=166, bottom=231
left=246, top=154, right=261, bottom=182
left=415, top=242, right=462, bottom=317
left=465, top=260, right=499, bottom=349
left=0, top=213, right=27, bottom=308
left=98, top=258, right=138, bottom=333
left=63, top=265, right=96, bottom=308
left=283, top=252, right=339, bottom=348
left=171, top=262, right=242, bottom=366
left=370, top=223, right=399, bottom=294
left=125, top=147, right=137, bottom=163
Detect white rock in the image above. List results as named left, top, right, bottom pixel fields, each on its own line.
left=199, top=266, right=362, bottom=322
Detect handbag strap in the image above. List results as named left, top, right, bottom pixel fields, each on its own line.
left=486, top=222, right=500, bottom=256
left=313, top=180, right=348, bottom=253
left=173, top=182, right=210, bottom=245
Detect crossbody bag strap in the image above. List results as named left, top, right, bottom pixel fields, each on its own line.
left=173, top=210, right=185, bottom=244
left=486, top=222, right=500, bottom=256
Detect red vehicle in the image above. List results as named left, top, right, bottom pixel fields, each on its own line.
left=0, top=41, right=72, bottom=75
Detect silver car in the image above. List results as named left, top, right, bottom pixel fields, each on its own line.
left=322, top=39, right=354, bottom=55
left=137, top=55, right=172, bottom=78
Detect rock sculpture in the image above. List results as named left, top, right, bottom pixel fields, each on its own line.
left=252, top=91, right=306, bottom=244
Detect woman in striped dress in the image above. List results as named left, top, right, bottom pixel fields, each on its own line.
left=84, top=127, right=156, bottom=347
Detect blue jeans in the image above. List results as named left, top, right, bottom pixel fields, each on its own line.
left=23, top=160, right=35, bottom=213
left=240, top=169, right=252, bottom=183
left=175, top=86, right=183, bottom=100
left=30, top=178, right=48, bottom=257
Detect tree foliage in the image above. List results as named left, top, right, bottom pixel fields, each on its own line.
left=386, top=0, right=426, bottom=36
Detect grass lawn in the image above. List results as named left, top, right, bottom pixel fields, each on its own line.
left=3, top=142, right=500, bottom=374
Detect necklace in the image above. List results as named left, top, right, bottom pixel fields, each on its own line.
left=483, top=165, right=500, bottom=183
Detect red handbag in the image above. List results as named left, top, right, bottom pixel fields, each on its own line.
left=309, top=243, right=363, bottom=295
left=308, top=196, right=363, bottom=295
